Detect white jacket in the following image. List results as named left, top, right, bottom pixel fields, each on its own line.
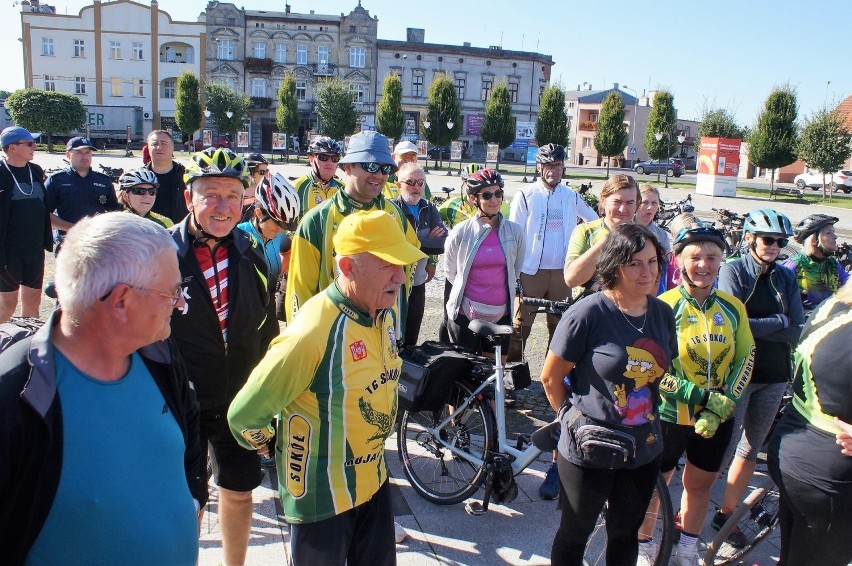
left=509, top=181, right=598, bottom=275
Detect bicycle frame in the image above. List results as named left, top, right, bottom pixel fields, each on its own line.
left=417, top=342, right=543, bottom=475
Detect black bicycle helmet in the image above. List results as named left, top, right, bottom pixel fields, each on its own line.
left=243, top=152, right=269, bottom=172
left=536, top=143, right=567, bottom=165
left=672, top=223, right=728, bottom=255
left=308, top=136, right=343, bottom=156
left=794, top=214, right=839, bottom=244
left=465, top=169, right=504, bottom=195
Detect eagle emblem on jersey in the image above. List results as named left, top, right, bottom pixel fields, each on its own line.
left=686, top=343, right=730, bottom=387
left=359, top=396, right=396, bottom=448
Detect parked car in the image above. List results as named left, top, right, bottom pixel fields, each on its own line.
left=427, top=145, right=451, bottom=160
left=794, top=168, right=852, bottom=193
left=190, top=136, right=231, bottom=151
left=633, top=159, right=684, bottom=177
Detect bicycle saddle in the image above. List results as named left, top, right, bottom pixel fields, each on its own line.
left=468, top=319, right=513, bottom=338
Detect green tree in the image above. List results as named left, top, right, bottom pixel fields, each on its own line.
left=480, top=81, right=515, bottom=170
left=696, top=107, right=742, bottom=150
left=422, top=73, right=460, bottom=168
left=5, top=88, right=86, bottom=152
left=276, top=73, right=300, bottom=158
left=174, top=70, right=202, bottom=148
left=203, top=81, right=250, bottom=140
left=644, top=91, right=678, bottom=182
left=536, top=85, right=569, bottom=148
left=315, top=77, right=358, bottom=141
left=594, top=92, right=628, bottom=176
left=376, top=73, right=404, bottom=141
left=748, top=84, right=798, bottom=195
left=798, top=107, right=852, bottom=200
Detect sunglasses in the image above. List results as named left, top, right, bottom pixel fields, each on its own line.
left=359, top=162, right=393, bottom=175
left=760, top=236, right=789, bottom=248
left=477, top=189, right=505, bottom=201
left=402, top=179, right=425, bottom=187
left=255, top=169, right=269, bottom=175
left=316, top=154, right=340, bottom=163
left=15, top=141, right=35, bottom=147
left=128, top=187, right=157, bottom=196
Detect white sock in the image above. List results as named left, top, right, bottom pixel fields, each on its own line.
left=679, top=532, right=698, bottom=549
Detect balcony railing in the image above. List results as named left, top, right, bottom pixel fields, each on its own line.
left=312, top=62, right=336, bottom=76
left=250, top=96, right=273, bottom=109
left=245, top=57, right=273, bottom=73
left=578, top=120, right=597, bottom=131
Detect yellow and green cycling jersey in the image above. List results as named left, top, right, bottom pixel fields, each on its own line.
left=284, top=189, right=419, bottom=323
left=229, top=283, right=400, bottom=523
left=564, top=217, right=610, bottom=298
left=657, top=286, right=755, bottom=425
left=292, top=174, right=344, bottom=216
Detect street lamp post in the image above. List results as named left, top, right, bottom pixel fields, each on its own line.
left=654, top=122, right=686, bottom=188
left=446, top=118, right=455, bottom=176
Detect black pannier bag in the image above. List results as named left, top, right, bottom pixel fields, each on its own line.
left=398, top=341, right=470, bottom=412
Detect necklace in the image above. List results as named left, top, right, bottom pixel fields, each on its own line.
left=3, top=160, right=34, bottom=196
left=607, top=292, right=648, bottom=334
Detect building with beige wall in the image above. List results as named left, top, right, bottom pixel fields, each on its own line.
left=21, top=0, right=205, bottom=137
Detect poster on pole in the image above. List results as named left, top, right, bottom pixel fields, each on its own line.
left=237, top=131, right=249, bottom=149
left=450, top=140, right=463, bottom=161
left=417, top=140, right=428, bottom=158
left=526, top=145, right=538, bottom=167
left=486, top=143, right=499, bottom=164
left=202, top=129, right=212, bottom=147
left=272, top=132, right=285, bottom=151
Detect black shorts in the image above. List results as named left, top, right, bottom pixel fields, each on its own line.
left=659, top=418, right=735, bottom=473
left=0, top=254, right=45, bottom=292
left=199, top=410, right=263, bottom=493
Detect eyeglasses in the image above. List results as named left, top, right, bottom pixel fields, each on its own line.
left=402, top=179, right=425, bottom=187
left=127, top=187, right=157, bottom=196
left=14, top=141, right=35, bottom=148
left=477, top=189, right=505, bottom=201
left=99, top=284, right=183, bottom=306
left=760, top=236, right=789, bottom=248
left=316, top=154, right=340, bottom=163
left=255, top=169, right=269, bottom=176
left=359, top=162, right=393, bottom=175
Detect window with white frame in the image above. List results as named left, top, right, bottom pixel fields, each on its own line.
left=481, top=78, right=493, bottom=101
left=185, top=46, right=194, bottom=64
left=133, top=79, right=144, bottom=97
left=349, top=47, right=365, bottom=68
left=41, top=38, right=53, bottom=56
left=508, top=81, right=519, bottom=103
left=296, top=80, right=306, bottom=101
left=132, top=42, right=143, bottom=60
left=455, top=77, right=465, bottom=100
left=75, top=76, right=86, bottom=94
left=351, top=84, right=367, bottom=104
left=274, top=43, right=286, bottom=63
left=583, top=137, right=591, bottom=149
left=251, top=78, right=267, bottom=97
left=252, top=41, right=266, bottom=59
left=412, top=74, right=423, bottom=98
left=109, top=41, right=121, bottom=59
left=43, top=75, right=55, bottom=91
left=317, top=45, right=329, bottom=64
left=163, top=79, right=176, bottom=99
left=296, top=45, right=307, bottom=65
left=73, top=39, right=85, bottom=58
left=110, top=77, right=122, bottom=96
left=218, top=40, right=234, bottom=60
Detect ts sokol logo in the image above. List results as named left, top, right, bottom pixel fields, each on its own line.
left=350, top=340, right=367, bottom=361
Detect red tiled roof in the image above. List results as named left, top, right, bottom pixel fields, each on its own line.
left=835, top=96, right=852, bottom=130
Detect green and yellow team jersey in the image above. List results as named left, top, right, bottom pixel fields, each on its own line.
left=564, top=217, right=610, bottom=297
left=285, top=189, right=419, bottom=323
left=229, top=283, right=401, bottom=523
left=437, top=196, right=510, bottom=229
left=293, top=174, right=344, bottom=216
left=658, top=286, right=755, bottom=425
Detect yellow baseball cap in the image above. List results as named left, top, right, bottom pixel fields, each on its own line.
left=334, top=210, right=426, bottom=266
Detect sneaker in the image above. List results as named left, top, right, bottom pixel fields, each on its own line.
left=394, top=521, right=408, bottom=544
left=710, top=510, right=747, bottom=548
left=504, top=389, right=517, bottom=408
left=539, top=462, right=560, bottom=500
left=673, top=544, right=700, bottom=566
left=711, top=508, right=729, bottom=531
left=636, top=540, right=658, bottom=566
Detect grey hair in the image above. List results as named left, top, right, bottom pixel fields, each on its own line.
left=397, top=162, right=424, bottom=180
left=55, top=212, right=177, bottom=314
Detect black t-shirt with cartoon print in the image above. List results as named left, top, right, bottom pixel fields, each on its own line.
left=550, top=292, right=677, bottom=466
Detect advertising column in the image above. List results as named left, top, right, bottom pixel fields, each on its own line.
left=696, top=137, right=742, bottom=197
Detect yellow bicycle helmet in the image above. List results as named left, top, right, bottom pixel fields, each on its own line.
left=184, top=147, right=250, bottom=188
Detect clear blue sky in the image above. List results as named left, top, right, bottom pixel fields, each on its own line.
left=2, top=0, right=846, bottom=127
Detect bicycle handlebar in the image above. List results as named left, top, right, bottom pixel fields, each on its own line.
left=521, top=296, right=572, bottom=314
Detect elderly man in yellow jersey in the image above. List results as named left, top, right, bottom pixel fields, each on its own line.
left=229, top=210, right=425, bottom=566
left=292, top=136, right=344, bottom=216
left=284, top=130, right=419, bottom=324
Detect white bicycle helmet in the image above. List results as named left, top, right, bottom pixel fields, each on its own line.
left=256, top=172, right=300, bottom=230
left=119, top=167, right=159, bottom=190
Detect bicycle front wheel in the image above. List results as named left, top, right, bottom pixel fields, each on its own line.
left=704, top=476, right=780, bottom=565
left=397, top=380, right=495, bottom=505
left=582, top=472, right=675, bottom=566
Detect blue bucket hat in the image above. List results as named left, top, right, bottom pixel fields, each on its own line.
left=338, top=131, right=397, bottom=172
left=0, top=126, right=38, bottom=147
